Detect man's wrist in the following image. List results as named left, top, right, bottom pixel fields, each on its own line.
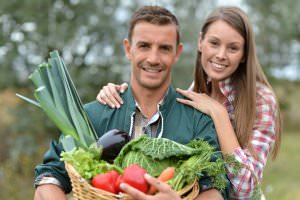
left=34, top=183, right=67, bottom=200
left=35, top=174, right=63, bottom=189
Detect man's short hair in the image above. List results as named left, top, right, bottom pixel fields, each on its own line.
left=128, top=6, right=181, bottom=45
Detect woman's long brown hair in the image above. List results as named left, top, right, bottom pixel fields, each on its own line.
left=193, top=6, right=281, bottom=159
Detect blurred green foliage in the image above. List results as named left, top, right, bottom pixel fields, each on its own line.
left=247, top=0, right=300, bottom=76
left=0, top=0, right=299, bottom=199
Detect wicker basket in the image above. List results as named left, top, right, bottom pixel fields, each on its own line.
left=65, top=162, right=199, bottom=200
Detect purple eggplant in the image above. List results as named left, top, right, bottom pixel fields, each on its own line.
left=97, top=129, right=130, bottom=163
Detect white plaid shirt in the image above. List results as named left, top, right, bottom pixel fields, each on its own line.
left=219, top=78, right=278, bottom=199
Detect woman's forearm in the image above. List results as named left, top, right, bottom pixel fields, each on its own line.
left=209, top=104, right=240, bottom=155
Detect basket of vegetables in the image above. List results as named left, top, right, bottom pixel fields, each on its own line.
left=65, top=161, right=198, bottom=200
left=61, top=134, right=227, bottom=200
left=18, top=50, right=228, bottom=199
left=65, top=162, right=136, bottom=200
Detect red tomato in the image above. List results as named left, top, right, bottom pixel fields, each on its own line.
left=115, top=174, right=123, bottom=194
left=121, top=164, right=149, bottom=193
left=91, top=170, right=120, bottom=194
left=108, top=170, right=119, bottom=184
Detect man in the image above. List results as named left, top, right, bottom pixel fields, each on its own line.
left=34, top=6, right=229, bottom=200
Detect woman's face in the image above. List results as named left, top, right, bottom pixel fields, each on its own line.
left=199, top=20, right=245, bottom=81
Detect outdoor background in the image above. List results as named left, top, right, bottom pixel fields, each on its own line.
left=0, top=0, right=299, bottom=199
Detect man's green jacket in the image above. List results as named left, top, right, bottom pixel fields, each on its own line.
left=35, top=86, right=230, bottom=198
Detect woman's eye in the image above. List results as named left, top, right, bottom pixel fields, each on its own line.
left=209, top=41, right=218, bottom=46
left=229, top=46, right=239, bottom=52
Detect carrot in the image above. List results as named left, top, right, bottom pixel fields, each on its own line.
left=147, top=167, right=176, bottom=194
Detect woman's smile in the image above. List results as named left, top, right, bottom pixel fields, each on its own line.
left=210, top=61, right=227, bottom=71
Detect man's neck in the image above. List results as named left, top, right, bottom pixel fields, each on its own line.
left=131, top=85, right=168, bottom=118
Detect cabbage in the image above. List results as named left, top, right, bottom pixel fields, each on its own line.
left=114, top=135, right=227, bottom=191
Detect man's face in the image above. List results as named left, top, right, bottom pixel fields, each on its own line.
left=124, top=22, right=182, bottom=91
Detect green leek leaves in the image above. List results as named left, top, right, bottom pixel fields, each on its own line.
left=17, top=50, right=97, bottom=151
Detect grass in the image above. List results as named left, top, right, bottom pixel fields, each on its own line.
left=262, top=132, right=300, bottom=199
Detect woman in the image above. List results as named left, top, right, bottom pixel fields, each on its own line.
left=96, top=6, right=281, bottom=199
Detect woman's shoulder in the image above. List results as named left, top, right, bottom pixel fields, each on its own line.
left=256, top=82, right=277, bottom=109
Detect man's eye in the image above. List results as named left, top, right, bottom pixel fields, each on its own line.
left=137, top=43, right=149, bottom=49
left=160, top=46, right=172, bottom=52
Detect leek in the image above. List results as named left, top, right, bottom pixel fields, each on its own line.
left=17, top=50, right=98, bottom=151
